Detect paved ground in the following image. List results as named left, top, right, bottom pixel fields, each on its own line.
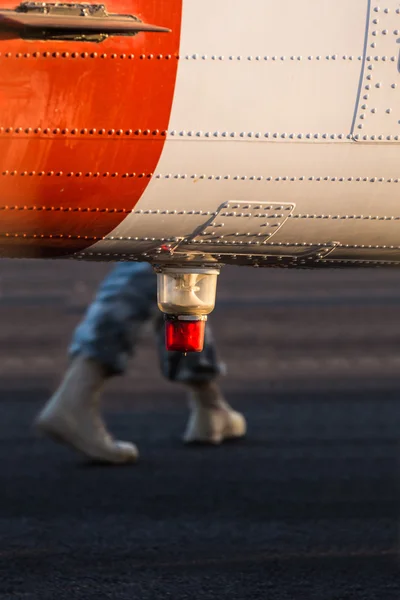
left=0, top=261, right=399, bottom=599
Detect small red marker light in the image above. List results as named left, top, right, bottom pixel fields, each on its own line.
left=165, top=316, right=206, bottom=353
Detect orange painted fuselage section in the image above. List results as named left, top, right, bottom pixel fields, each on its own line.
left=0, top=0, right=182, bottom=256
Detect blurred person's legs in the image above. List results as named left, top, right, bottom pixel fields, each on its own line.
left=35, top=262, right=246, bottom=463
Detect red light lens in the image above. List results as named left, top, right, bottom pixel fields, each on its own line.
left=165, top=318, right=205, bottom=353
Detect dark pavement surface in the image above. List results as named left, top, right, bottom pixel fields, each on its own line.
left=0, top=261, right=399, bottom=599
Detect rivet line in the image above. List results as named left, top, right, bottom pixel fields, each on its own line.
left=0, top=206, right=398, bottom=223
left=0, top=52, right=368, bottom=61
left=1, top=129, right=398, bottom=141
left=1, top=172, right=399, bottom=182
left=0, top=128, right=167, bottom=137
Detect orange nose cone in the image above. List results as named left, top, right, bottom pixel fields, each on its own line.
left=165, top=318, right=206, bottom=353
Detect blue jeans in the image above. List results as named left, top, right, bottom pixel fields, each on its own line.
left=70, top=262, right=225, bottom=383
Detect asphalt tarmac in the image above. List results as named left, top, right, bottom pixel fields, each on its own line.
left=0, top=261, right=399, bottom=599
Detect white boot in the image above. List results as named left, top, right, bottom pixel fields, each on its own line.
left=34, top=356, right=138, bottom=464
left=183, top=381, right=247, bottom=444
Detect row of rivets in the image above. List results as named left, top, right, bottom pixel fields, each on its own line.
left=106, top=236, right=170, bottom=242
left=371, top=29, right=397, bottom=34
left=360, top=107, right=393, bottom=114
left=169, top=131, right=351, bottom=139
left=268, top=241, right=400, bottom=249
left=3, top=51, right=398, bottom=64
left=0, top=52, right=176, bottom=60
left=2, top=129, right=398, bottom=140
left=77, top=239, right=400, bottom=250
left=1, top=209, right=395, bottom=221
left=192, top=55, right=362, bottom=61
left=2, top=51, right=399, bottom=61
left=2, top=233, right=100, bottom=239
left=1, top=171, right=153, bottom=178
left=287, top=214, right=400, bottom=220
left=366, top=55, right=397, bottom=60
left=168, top=131, right=399, bottom=140
left=0, top=206, right=130, bottom=212
left=353, top=134, right=399, bottom=140
left=1, top=172, right=399, bottom=182
left=225, top=204, right=290, bottom=209
left=0, top=206, right=216, bottom=215
left=134, top=209, right=213, bottom=215
left=0, top=52, right=366, bottom=61
left=322, top=260, right=399, bottom=265
left=0, top=128, right=166, bottom=136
